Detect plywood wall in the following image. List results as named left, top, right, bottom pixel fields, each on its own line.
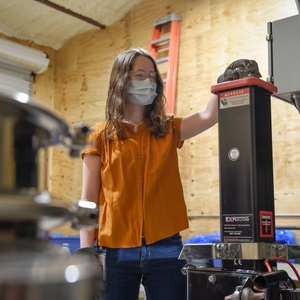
left=3, top=0, right=300, bottom=240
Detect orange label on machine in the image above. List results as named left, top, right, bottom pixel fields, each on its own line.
left=220, top=87, right=250, bottom=109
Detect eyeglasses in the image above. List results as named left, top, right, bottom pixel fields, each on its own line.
left=132, top=70, right=157, bottom=82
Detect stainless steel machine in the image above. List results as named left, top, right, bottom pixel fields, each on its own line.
left=179, top=11, right=300, bottom=300
left=0, top=91, right=102, bottom=300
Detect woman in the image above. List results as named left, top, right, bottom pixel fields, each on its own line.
left=80, top=47, right=218, bottom=300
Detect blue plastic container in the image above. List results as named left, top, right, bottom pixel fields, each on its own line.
left=49, top=232, right=80, bottom=254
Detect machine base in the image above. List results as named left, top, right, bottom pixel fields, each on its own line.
left=187, top=267, right=258, bottom=300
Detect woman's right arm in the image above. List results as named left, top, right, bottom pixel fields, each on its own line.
left=79, top=154, right=102, bottom=248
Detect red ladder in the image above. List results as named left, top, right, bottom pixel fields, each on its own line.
left=148, top=13, right=182, bottom=114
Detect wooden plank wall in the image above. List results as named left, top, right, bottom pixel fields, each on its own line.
left=2, top=0, right=300, bottom=241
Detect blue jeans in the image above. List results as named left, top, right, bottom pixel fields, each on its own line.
left=100, top=233, right=187, bottom=300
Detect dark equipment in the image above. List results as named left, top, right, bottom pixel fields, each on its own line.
left=179, top=74, right=300, bottom=299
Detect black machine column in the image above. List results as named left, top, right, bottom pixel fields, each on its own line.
left=212, top=78, right=278, bottom=271
left=212, top=77, right=277, bottom=246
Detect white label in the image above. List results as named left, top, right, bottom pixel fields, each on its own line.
left=220, top=87, right=250, bottom=109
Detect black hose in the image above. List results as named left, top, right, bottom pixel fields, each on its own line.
left=254, top=270, right=289, bottom=289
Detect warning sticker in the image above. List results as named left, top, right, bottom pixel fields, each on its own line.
left=220, top=87, right=250, bottom=109
left=222, top=214, right=253, bottom=243
left=260, top=211, right=274, bottom=238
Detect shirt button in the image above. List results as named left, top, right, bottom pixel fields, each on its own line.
left=138, top=155, right=141, bottom=159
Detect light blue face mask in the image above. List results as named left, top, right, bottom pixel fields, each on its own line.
left=127, top=79, right=157, bottom=106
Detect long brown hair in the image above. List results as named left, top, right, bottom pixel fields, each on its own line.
left=102, top=48, right=170, bottom=140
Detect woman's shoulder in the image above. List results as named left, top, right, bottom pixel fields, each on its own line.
left=167, top=115, right=182, bottom=128
left=91, top=121, right=106, bottom=131
left=87, top=121, right=106, bottom=141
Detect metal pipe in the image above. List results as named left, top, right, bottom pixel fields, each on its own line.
left=188, top=214, right=220, bottom=218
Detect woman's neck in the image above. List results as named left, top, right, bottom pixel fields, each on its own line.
left=124, top=103, right=145, bottom=126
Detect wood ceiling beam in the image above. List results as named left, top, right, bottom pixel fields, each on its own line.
left=34, top=0, right=106, bottom=29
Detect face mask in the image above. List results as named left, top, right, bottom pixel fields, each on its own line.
left=127, top=79, right=157, bottom=106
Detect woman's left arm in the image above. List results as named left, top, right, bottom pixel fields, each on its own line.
left=180, top=94, right=218, bottom=141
